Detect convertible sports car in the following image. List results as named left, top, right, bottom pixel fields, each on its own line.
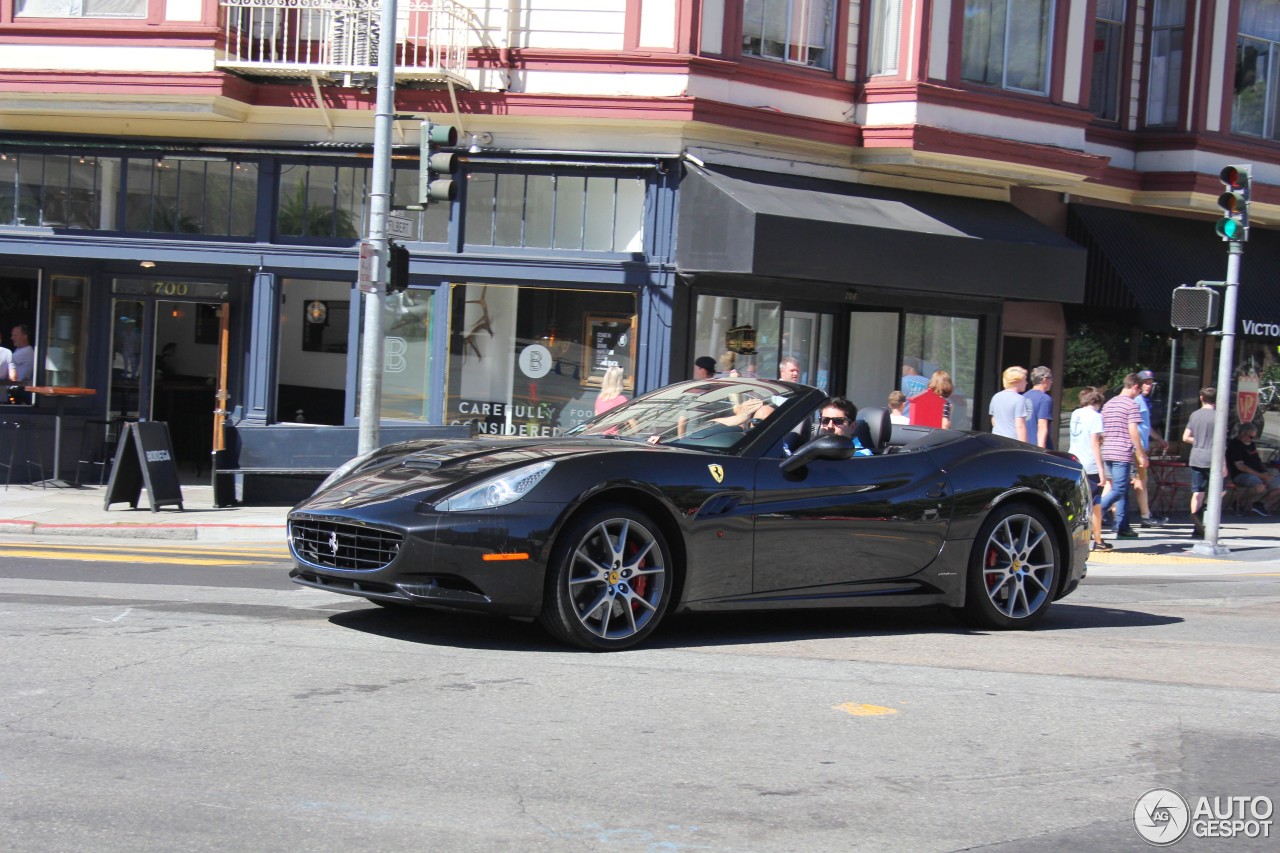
left=289, top=378, right=1090, bottom=650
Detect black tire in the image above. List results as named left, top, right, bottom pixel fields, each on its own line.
left=539, top=504, right=673, bottom=651
left=960, top=502, right=1059, bottom=630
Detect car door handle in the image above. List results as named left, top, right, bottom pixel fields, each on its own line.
left=925, top=481, right=949, bottom=499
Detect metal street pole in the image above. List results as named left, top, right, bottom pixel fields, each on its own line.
left=1194, top=243, right=1242, bottom=556
left=357, top=0, right=398, bottom=455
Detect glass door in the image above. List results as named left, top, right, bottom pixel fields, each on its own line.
left=108, top=299, right=144, bottom=418
left=108, top=278, right=234, bottom=480
left=781, top=310, right=833, bottom=392
left=150, top=300, right=222, bottom=477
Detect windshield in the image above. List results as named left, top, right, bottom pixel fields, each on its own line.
left=566, top=379, right=804, bottom=452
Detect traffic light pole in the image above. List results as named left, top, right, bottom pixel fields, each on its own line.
left=1195, top=242, right=1242, bottom=556
left=357, top=0, right=398, bottom=455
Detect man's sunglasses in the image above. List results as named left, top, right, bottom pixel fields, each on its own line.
left=820, top=416, right=849, bottom=426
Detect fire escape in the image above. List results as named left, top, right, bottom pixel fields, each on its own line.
left=218, top=0, right=471, bottom=90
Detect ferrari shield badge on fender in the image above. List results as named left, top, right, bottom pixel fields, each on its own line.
left=708, top=464, right=724, bottom=484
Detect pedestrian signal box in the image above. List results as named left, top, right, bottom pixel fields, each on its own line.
left=1171, top=284, right=1221, bottom=330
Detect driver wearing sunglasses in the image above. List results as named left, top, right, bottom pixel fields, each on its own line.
left=817, top=396, right=872, bottom=456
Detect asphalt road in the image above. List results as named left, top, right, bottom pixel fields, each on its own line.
left=1, top=541, right=1277, bottom=852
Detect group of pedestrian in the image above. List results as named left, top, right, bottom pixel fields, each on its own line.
left=996, top=366, right=1173, bottom=547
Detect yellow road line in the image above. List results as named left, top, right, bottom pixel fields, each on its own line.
left=0, top=548, right=269, bottom=565
left=0, top=541, right=287, bottom=557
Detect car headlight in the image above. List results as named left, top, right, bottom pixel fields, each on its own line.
left=315, top=449, right=379, bottom=493
left=435, top=461, right=555, bottom=512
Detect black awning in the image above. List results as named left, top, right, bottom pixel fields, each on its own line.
left=1069, top=203, right=1280, bottom=333
left=676, top=165, right=1086, bottom=301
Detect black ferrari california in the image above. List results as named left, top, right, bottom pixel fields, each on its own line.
left=289, top=378, right=1090, bottom=650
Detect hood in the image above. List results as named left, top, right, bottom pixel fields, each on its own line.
left=294, top=436, right=661, bottom=512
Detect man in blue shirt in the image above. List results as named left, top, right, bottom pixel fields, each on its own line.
left=1130, top=369, right=1167, bottom=528
left=1023, top=366, right=1055, bottom=449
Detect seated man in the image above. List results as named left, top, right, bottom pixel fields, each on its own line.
left=815, top=396, right=872, bottom=457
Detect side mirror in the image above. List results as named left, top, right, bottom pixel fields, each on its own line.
left=779, top=434, right=856, bottom=473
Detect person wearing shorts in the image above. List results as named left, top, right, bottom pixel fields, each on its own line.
left=1069, top=387, right=1110, bottom=550
left=1182, top=387, right=1218, bottom=539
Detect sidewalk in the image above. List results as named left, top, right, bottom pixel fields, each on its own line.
left=0, top=484, right=288, bottom=542
left=1085, top=511, right=1280, bottom=576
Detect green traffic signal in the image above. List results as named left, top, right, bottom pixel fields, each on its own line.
left=1216, top=217, right=1245, bottom=240
left=1215, top=163, right=1251, bottom=242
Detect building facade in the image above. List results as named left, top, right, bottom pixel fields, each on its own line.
left=1, top=0, right=1278, bottom=481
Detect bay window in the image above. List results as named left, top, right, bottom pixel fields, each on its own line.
left=961, top=0, right=1054, bottom=95
left=742, top=0, right=835, bottom=70
left=1233, top=0, right=1280, bottom=139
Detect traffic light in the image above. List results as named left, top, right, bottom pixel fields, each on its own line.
left=1216, top=164, right=1251, bottom=241
left=418, top=121, right=458, bottom=206
left=1171, top=283, right=1221, bottom=330
left=387, top=241, right=409, bottom=293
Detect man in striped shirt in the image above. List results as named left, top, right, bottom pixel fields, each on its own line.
left=1098, top=374, right=1146, bottom=540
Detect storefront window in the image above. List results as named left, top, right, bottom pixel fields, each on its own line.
left=902, top=313, right=980, bottom=430
left=0, top=153, right=122, bottom=230
left=693, top=295, right=781, bottom=381
left=1, top=267, right=39, bottom=404
left=46, top=275, right=89, bottom=388
left=277, top=163, right=364, bottom=239
left=464, top=171, right=645, bottom=253
left=445, top=284, right=637, bottom=435
left=124, top=157, right=257, bottom=237
left=353, top=288, right=436, bottom=423
left=279, top=279, right=352, bottom=425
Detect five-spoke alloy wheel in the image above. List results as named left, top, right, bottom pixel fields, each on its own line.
left=962, top=502, right=1059, bottom=629
left=541, top=504, right=672, bottom=651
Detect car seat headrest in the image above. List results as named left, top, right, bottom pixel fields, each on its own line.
left=855, top=407, right=892, bottom=454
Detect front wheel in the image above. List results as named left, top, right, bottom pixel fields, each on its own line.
left=539, top=505, right=673, bottom=651
left=960, top=502, right=1059, bottom=630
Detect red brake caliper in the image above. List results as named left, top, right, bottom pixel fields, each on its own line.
left=628, top=540, right=648, bottom=609
left=985, top=546, right=999, bottom=590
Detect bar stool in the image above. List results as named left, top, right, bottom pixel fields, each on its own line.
left=75, top=419, right=116, bottom=486
left=0, top=420, right=46, bottom=490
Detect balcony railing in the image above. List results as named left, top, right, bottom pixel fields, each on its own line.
left=218, top=0, right=470, bottom=88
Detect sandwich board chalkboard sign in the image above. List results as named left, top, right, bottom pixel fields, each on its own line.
left=104, top=421, right=184, bottom=512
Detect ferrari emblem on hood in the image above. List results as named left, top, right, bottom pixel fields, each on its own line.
left=708, top=464, right=724, bottom=484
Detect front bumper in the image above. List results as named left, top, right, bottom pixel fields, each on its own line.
left=288, top=502, right=556, bottom=617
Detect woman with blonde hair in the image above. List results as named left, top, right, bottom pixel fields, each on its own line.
left=594, top=364, right=628, bottom=415
left=908, top=369, right=955, bottom=429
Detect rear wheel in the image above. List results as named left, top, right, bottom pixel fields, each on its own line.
left=539, top=505, right=673, bottom=651
left=960, top=502, right=1059, bottom=630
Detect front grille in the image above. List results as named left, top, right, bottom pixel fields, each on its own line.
left=290, top=518, right=403, bottom=571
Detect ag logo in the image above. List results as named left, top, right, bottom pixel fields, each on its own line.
left=707, top=464, right=724, bottom=484
left=1133, top=788, right=1190, bottom=845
